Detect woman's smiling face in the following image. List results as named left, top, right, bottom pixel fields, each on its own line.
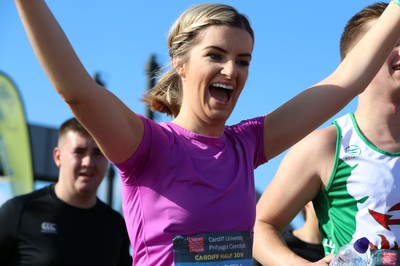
left=177, top=25, right=253, bottom=128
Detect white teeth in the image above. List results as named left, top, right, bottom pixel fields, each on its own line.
left=212, top=83, right=233, bottom=90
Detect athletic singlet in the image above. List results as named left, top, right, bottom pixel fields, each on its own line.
left=313, top=113, right=400, bottom=255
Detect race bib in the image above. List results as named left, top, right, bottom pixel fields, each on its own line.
left=173, top=231, right=253, bottom=266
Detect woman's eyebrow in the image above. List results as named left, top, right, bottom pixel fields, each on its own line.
left=205, top=45, right=252, bottom=59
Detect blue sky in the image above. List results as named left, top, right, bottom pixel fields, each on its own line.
left=1, top=1, right=378, bottom=225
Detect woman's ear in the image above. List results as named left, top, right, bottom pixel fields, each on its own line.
left=173, top=57, right=186, bottom=78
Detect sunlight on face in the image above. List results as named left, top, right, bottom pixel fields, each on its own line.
left=177, top=25, right=254, bottom=132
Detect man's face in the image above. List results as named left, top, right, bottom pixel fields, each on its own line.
left=374, top=42, right=400, bottom=92
left=363, top=20, right=400, bottom=96
left=54, top=131, right=108, bottom=198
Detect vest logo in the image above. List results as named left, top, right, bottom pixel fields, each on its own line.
left=369, top=203, right=400, bottom=231
left=345, top=145, right=361, bottom=158
left=369, top=234, right=399, bottom=250
left=41, top=222, right=57, bottom=234
left=322, top=238, right=336, bottom=255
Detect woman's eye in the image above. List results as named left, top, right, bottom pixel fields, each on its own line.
left=208, top=53, right=222, bottom=60
left=237, top=60, right=250, bottom=66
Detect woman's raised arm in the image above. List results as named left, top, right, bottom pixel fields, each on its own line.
left=15, top=0, right=144, bottom=163
left=264, top=1, right=400, bottom=160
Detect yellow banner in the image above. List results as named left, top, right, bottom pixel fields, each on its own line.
left=0, top=72, right=33, bottom=196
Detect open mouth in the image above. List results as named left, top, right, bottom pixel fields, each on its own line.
left=209, top=83, right=233, bottom=102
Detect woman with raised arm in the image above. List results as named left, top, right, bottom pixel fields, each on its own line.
left=14, top=1, right=400, bottom=265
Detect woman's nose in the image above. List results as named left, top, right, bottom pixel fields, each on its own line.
left=221, top=60, right=237, bottom=79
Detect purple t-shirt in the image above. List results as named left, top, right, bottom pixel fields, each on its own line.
left=115, top=116, right=266, bottom=265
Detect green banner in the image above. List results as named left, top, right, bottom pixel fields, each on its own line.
left=0, top=72, right=33, bottom=196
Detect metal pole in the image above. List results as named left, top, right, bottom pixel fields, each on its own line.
left=144, top=54, right=160, bottom=121
left=106, top=166, right=115, bottom=206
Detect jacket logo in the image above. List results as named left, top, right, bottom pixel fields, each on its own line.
left=41, top=222, right=57, bottom=234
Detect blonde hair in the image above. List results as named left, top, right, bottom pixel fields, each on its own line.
left=142, top=3, right=254, bottom=117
